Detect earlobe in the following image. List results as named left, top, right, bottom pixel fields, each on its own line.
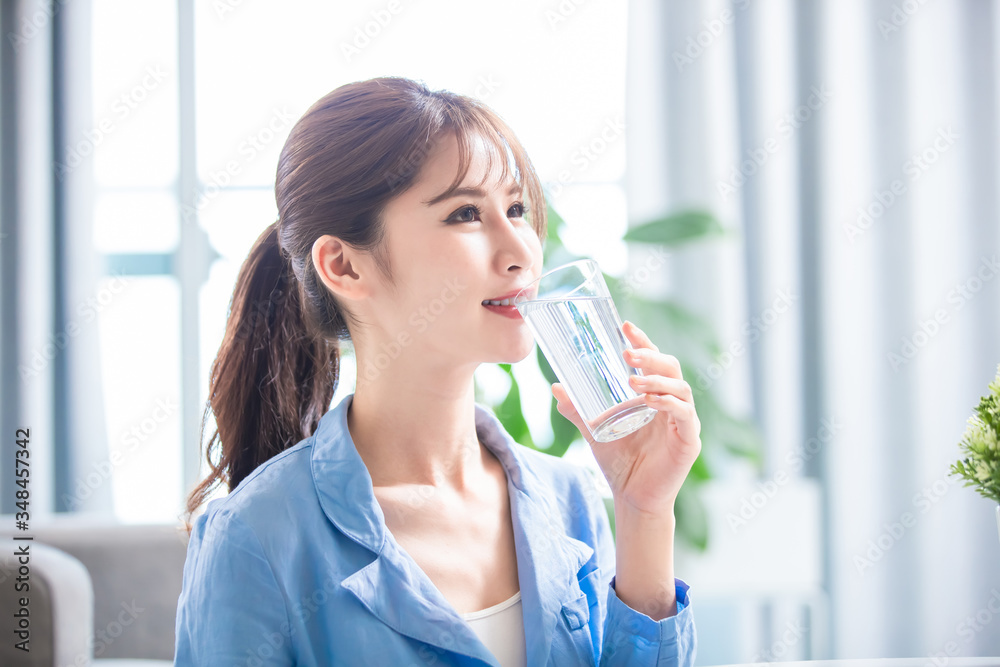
left=311, top=235, right=367, bottom=300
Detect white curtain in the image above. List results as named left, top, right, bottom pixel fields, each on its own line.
left=627, top=0, right=1000, bottom=661
left=4, top=0, right=110, bottom=514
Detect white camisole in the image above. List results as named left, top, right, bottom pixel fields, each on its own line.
left=460, top=590, right=527, bottom=667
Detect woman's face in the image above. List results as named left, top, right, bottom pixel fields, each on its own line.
left=366, top=131, right=543, bottom=368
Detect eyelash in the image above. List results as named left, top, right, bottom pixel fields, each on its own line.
left=446, top=202, right=530, bottom=223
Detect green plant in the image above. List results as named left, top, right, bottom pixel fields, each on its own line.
left=950, top=363, right=1000, bottom=504
left=478, top=202, right=763, bottom=550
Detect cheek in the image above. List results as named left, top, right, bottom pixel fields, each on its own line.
left=524, top=229, right=544, bottom=265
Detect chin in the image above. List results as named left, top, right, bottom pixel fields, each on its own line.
left=488, top=337, right=536, bottom=365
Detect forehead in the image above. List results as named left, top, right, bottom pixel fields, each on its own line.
left=416, top=131, right=519, bottom=196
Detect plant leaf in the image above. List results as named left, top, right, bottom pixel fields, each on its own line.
left=674, top=487, right=709, bottom=551
left=623, top=210, right=724, bottom=246
left=495, top=364, right=535, bottom=450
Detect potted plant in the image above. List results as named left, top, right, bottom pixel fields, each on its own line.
left=950, top=363, right=1000, bottom=545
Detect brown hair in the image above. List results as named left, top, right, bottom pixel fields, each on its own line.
left=184, top=77, right=547, bottom=523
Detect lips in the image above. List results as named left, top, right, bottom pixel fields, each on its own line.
left=482, top=297, right=514, bottom=306
left=481, top=287, right=532, bottom=320
left=481, top=287, right=532, bottom=307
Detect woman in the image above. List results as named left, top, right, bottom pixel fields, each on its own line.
left=175, top=76, right=700, bottom=666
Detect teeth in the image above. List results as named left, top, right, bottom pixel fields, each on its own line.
left=481, top=299, right=511, bottom=306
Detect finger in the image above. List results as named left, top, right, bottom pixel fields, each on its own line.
left=629, top=375, right=693, bottom=403
left=551, top=383, right=589, bottom=435
left=624, top=346, right=683, bottom=380
left=645, top=393, right=702, bottom=441
left=622, top=320, right=659, bottom=352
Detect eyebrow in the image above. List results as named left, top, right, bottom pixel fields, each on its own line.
left=423, top=182, right=523, bottom=206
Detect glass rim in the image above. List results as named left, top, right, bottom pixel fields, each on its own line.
left=514, top=258, right=600, bottom=305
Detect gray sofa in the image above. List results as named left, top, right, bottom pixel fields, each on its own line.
left=0, top=515, right=189, bottom=666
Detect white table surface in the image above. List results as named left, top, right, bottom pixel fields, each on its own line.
left=712, top=659, right=1000, bottom=667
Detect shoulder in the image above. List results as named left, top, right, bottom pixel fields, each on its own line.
left=193, top=437, right=318, bottom=542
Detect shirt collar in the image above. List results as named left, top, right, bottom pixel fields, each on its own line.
left=310, top=392, right=538, bottom=554
left=310, top=392, right=596, bottom=665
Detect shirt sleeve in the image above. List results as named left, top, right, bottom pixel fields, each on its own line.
left=585, top=480, right=697, bottom=666
left=601, top=575, right=696, bottom=667
left=174, top=507, right=294, bottom=666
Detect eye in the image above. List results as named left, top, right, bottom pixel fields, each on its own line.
left=508, top=202, right=529, bottom=218
left=446, top=205, right=481, bottom=223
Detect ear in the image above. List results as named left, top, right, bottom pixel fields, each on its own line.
left=311, top=235, right=372, bottom=301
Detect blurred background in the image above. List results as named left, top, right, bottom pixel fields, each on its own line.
left=1, top=0, right=999, bottom=664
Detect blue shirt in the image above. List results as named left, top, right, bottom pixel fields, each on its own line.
left=175, top=393, right=697, bottom=666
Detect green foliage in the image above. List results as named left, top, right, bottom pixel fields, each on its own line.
left=476, top=202, right=763, bottom=550
left=950, top=364, right=1000, bottom=504
left=622, top=210, right=724, bottom=246
left=494, top=364, right=535, bottom=450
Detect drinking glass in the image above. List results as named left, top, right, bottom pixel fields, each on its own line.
left=514, top=259, right=657, bottom=442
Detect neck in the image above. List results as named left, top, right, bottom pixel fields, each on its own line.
left=347, top=350, right=487, bottom=493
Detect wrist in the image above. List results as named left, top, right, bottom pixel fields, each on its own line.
left=613, top=497, right=677, bottom=524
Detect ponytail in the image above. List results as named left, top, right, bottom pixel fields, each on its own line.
left=184, top=222, right=338, bottom=522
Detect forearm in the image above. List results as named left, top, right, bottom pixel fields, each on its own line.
left=611, top=500, right=678, bottom=621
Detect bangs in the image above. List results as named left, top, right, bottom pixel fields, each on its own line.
left=431, top=99, right=547, bottom=240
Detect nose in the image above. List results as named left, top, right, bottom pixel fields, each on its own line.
left=491, top=213, right=538, bottom=276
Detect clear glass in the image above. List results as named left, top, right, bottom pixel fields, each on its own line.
left=514, top=259, right=656, bottom=442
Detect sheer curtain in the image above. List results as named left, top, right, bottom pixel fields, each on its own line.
left=626, top=0, right=1000, bottom=661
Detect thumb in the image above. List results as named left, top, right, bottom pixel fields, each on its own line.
left=551, top=383, right=590, bottom=440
